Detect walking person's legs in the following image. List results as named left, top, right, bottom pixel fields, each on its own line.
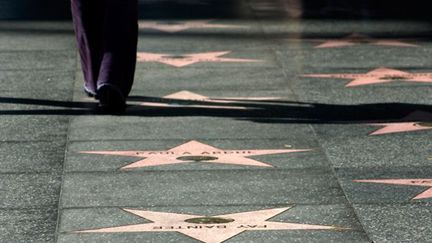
left=71, top=0, right=104, bottom=97
left=71, top=0, right=138, bottom=113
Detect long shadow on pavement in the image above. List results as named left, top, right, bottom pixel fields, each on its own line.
left=1, top=96, right=431, bottom=124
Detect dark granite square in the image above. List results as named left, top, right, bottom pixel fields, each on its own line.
left=353, top=203, right=432, bottom=243
left=0, top=207, right=57, bottom=242
left=0, top=173, right=61, bottom=208
left=0, top=140, right=66, bottom=173
left=61, top=169, right=345, bottom=208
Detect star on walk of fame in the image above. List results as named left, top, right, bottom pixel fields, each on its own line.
left=80, top=140, right=310, bottom=170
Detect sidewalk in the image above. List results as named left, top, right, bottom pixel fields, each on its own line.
left=1, top=1, right=432, bottom=242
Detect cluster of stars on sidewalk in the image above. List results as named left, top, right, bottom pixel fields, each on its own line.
left=70, top=20, right=432, bottom=242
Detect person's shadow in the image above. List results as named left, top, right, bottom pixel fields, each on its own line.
left=1, top=95, right=432, bottom=125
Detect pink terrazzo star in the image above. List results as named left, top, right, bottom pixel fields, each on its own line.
left=139, top=90, right=280, bottom=110
left=75, top=207, right=344, bottom=243
left=354, top=179, right=432, bottom=200
left=302, top=67, right=432, bottom=87
left=80, top=140, right=310, bottom=170
left=138, top=19, right=245, bottom=33
left=314, top=33, right=418, bottom=48
left=136, top=51, right=262, bottom=67
left=367, top=111, right=432, bottom=135
left=367, top=122, right=432, bottom=135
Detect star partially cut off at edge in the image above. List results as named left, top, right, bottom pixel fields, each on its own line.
left=367, top=111, right=432, bottom=135
left=139, top=90, right=281, bottom=110
left=354, top=179, right=432, bottom=200
left=137, top=51, right=262, bottom=67
left=314, top=33, right=419, bottom=48
left=74, top=207, right=346, bottom=243
left=138, top=19, right=245, bottom=33
left=302, top=67, right=432, bottom=87
left=80, top=140, right=310, bottom=170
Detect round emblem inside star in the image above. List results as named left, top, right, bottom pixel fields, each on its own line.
left=381, top=75, right=407, bottom=80
left=176, top=156, right=219, bottom=162
left=169, top=55, right=187, bottom=59
left=185, top=217, right=235, bottom=224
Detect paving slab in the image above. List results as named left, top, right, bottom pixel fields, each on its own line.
left=58, top=204, right=368, bottom=242
left=0, top=50, right=76, bottom=71
left=61, top=169, right=344, bottom=208
left=0, top=29, right=74, bottom=51
left=68, top=116, right=318, bottom=141
left=0, top=70, right=75, bottom=92
left=353, top=203, right=432, bottom=243
left=0, top=139, right=66, bottom=173
left=0, top=173, right=61, bottom=208
left=0, top=115, right=68, bottom=141
left=0, top=207, right=57, bottom=243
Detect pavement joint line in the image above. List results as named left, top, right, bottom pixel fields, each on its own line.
left=307, top=125, right=374, bottom=241
left=62, top=167, right=332, bottom=174
left=67, top=137, right=313, bottom=143
left=54, top=59, right=77, bottom=242
left=58, top=203, right=359, bottom=210
left=275, top=69, right=373, bottom=241
left=62, top=167, right=334, bottom=175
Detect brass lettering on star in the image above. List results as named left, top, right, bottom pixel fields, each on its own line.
left=152, top=225, right=268, bottom=230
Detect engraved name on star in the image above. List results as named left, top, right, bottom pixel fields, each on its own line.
left=302, top=67, right=432, bottom=87
left=79, top=140, right=310, bottom=170
left=139, top=90, right=280, bottom=110
left=354, top=179, right=432, bottom=200
left=314, top=33, right=418, bottom=48
left=138, top=19, right=245, bottom=33
left=136, top=51, right=262, bottom=67
left=74, top=207, right=345, bottom=243
left=367, top=111, right=432, bottom=135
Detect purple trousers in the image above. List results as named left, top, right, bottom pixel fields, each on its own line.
left=71, top=0, right=138, bottom=97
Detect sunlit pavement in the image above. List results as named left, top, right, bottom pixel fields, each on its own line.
left=1, top=0, right=432, bottom=242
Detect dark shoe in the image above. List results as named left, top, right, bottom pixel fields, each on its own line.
left=84, top=85, right=97, bottom=98
left=96, top=84, right=126, bottom=114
